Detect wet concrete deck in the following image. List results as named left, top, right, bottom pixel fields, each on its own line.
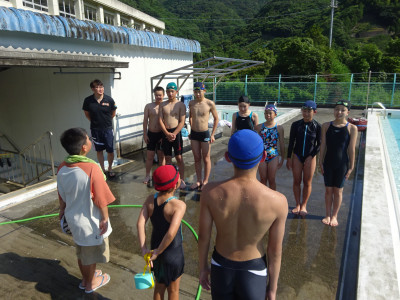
left=0, top=108, right=365, bottom=299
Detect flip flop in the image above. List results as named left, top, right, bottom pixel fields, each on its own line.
left=143, top=176, right=151, bottom=184
left=179, top=180, right=186, bottom=189
left=299, top=210, right=308, bottom=217
left=108, top=171, right=116, bottom=178
left=79, top=270, right=102, bottom=289
left=190, top=182, right=202, bottom=190
left=85, top=273, right=110, bottom=294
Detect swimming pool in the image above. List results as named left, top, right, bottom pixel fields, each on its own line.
left=382, top=115, right=400, bottom=197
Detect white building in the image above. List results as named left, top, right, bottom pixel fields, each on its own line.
left=0, top=2, right=200, bottom=167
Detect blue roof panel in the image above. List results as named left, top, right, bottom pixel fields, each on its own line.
left=0, top=6, right=200, bottom=53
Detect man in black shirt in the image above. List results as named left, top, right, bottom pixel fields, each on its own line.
left=82, top=79, right=117, bottom=177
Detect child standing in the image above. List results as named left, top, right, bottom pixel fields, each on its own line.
left=137, top=165, right=186, bottom=300
left=231, top=95, right=259, bottom=134
left=57, top=128, right=115, bottom=293
left=320, top=100, right=357, bottom=226
left=255, top=104, right=284, bottom=190
left=287, top=100, right=321, bottom=216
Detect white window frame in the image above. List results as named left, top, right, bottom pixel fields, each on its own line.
left=103, top=11, right=114, bottom=25
left=23, top=0, right=48, bottom=12
left=59, top=0, right=75, bottom=18
left=84, top=4, right=97, bottom=21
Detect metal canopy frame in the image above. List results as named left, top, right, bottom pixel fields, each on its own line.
left=150, top=56, right=263, bottom=101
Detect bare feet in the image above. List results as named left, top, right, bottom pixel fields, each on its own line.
left=85, top=273, right=110, bottom=294
left=299, top=209, right=308, bottom=217
left=291, top=206, right=301, bottom=215
left=330, top=217, right=339, bottom=227
left=143, top=175, right=150, bottom=184
left=321, top=217, right=330, bottom=225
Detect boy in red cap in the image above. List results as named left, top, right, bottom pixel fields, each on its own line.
left=137, top=165, right=186, bottom=299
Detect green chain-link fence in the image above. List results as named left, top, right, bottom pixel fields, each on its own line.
left=204, top=73, right=400, bottom=108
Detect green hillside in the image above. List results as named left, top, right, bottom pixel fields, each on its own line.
left=122, top=0, right=400, bottom=77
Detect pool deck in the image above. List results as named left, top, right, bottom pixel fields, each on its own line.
left=0, top=108, right=399, bottom=299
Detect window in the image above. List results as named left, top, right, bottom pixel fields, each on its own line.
left=59, top=0, right=75, bottom=18
left=104, top=12, right=114, bottom=25
left=134, top=23, right=141, bottom=30
left=84, top=5, right=96, bottom=21
left=23, top=0, right=48, bottom=12
left=121, top=17, right=130, bottom=27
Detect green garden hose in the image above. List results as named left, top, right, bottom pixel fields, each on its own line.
left=0, top=204, right=202, bottom=300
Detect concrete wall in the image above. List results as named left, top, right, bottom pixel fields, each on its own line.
left=0, top=31, right=194, bottom=163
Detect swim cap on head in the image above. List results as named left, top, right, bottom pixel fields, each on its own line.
left=166, top=82, right=177, bottom=90
left=335, top=100, right=351, bottom=111
left=153, top=165, right=180, bottom=191
left=302, top=100, right=317, bottom=111
left=238, top=95, right=250, bottom=103
left=228, top=129, right=264, bottom=170
left=265, top=104, right=277, bottom=114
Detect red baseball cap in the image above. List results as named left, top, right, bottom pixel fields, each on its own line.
left=153, top=165, right=180, bottom=191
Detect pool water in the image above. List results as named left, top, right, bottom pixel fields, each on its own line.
left=218, top=108, right=281, bottom=124
left=382, top=116, right=400, bottom=196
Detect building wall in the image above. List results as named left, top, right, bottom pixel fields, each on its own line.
left=0, top=31, right=194, bottom=163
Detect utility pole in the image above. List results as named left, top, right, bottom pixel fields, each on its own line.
left=329, top=0, right=338, bottom=48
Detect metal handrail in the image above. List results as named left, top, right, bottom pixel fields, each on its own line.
left=0, top=131, right=55, bottom=187
left=371, top=102, right=387, bottom=118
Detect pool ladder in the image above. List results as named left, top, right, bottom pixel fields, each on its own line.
left=371, top=102, right=387, bottom=118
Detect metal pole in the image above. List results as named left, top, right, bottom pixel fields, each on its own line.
left=391, top=73, right=397, bottom=108
left=348, top=73, right=353, bottom=102
left=278, top=74, right=281, bottom=103
left=313, top=74, right=318, bottom=102
left=245, top=74, right=248, bottom=96
left=213, top=77, right=216, bottom=102
left=365, top=70, right=372, bottom=110
left=329, top=0, right=336, bottom=48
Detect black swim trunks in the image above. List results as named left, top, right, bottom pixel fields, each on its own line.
left=91, top=128, right=114, bottom=153
left=150, top=194, right=184, bottom=286
left=162, top=128, right=183, bottom=157
left=210, top=248, right=267, bottom=300
left=147, top=130, right=163, bottom=151
left=323, top=122, right=350, bottom=188
left=190, top=130, right=210, bottom=143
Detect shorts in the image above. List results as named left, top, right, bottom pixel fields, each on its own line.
left=147, top=130, right=163, bottom=151
left=91, top=129, right=114, bottom=153
left=76, top=237, right=110, bottom=265
left=323, top=164, right=348, bottom=188
left=210, top=248, right=267, bottom=300
left=190, top=130, right=210, bottom=143
left=162, top=127, right=183, bottom=157
left=152, top=245, right=184, bottom=287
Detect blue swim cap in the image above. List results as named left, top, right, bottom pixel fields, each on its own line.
left=228, top=129, right=264, bottom=170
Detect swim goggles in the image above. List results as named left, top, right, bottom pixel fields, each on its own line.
left=335, top=100, right=349, bottom=107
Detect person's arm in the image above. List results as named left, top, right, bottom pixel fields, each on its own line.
left=172, top=103, right=187, bottom=136
left=58, top=192, right=66, bottom=220
left=111, top=110, right=116, bottom=118
left=150, top=201, right=186, bottom=260
left=319, top=123, right=328, bottom=175
left=252, top=112, right=259, bottom=127
left=266, top=195, right=287, bottom=300
left=277, top=125, right=285, bottom=169
left=198, top=187, right=213, bottom=290
left=188, top=101, right=193, bottom=128
left=286, top=122, right=296, bottom=170
left=231, top=112, right=237, bottom=135
left=345, top=124, right=358, bottom=179
left=143, top=105, right=149, bottom=144
left=137, top=195, right=153, bottom=256
left=84, top=110, right=91, bottom=122
left=99, top=206, right=109, bottom=235
left=209, top=101, right=219, bottom=143
left=158, top=103, right=170, bottom=136
left=311, top=122, right=322, bottom=157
